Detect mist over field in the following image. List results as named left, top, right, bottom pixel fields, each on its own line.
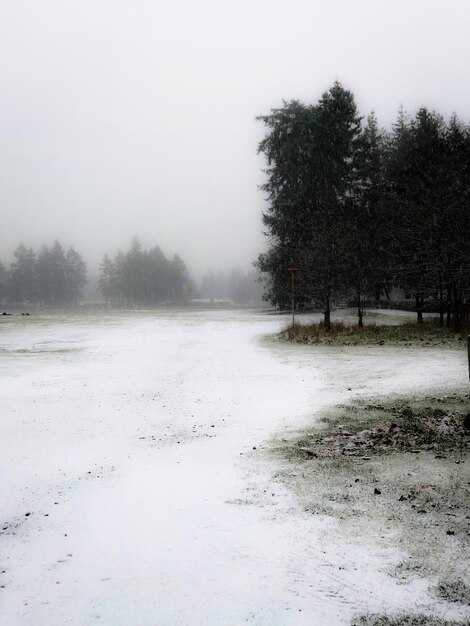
left=2, top=0, right=470, bottom=280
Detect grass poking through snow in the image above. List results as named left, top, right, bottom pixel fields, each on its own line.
left=282, top=318, right=468, bottom=347
left=270, top=391, right=470, bottom=622
left=351, top=615, right=465, bottom=626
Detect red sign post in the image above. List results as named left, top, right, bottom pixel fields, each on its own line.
left=287, top=266, right=300, bottom=328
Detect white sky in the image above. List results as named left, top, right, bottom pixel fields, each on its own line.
left=1, top=0, right=469, bottom=278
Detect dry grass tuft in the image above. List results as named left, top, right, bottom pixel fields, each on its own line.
left=283, top=318, right=467, bottom=347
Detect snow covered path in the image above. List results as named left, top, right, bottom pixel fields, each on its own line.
left=0, top=310, right=467, bottom=625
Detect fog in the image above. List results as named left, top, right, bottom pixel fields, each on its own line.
left=1, top=0, right=470, bottom=279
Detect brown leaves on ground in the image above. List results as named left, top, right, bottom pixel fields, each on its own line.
left=296, top=401, right=469, bottom=460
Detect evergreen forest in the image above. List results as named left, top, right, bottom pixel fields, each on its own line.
left=0, top=241, right=87, bottom=307
left=0, top=239, right=195, bottom=308
left=98, top=239, right=193, bottom=307
left=256, top=82, right=470, bottom=331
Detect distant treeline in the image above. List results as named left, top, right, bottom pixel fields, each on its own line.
left=0, top=238, right=194, bottom=308
left=100, top=241, right=264, bottom=307
left=99, top=238, right=194, bottom=306
left=0, top=241, right=87, bottom=306
left=199, top=268, right=264, bottom=305
left=257, top=82, right=470, bottom=331
left=0, top=237, right=265, bottom=309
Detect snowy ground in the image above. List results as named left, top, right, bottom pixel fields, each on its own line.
left=0, top=309, right=468, bottom=625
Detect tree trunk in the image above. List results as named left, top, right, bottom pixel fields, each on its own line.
left=374, top=284, right=381, bottom=307
left=357, top=283, right=363, bottom=328
left=416, top=295, right=423, bottom=324
left=324, top=293, right=331, bottom=331
left=438, top=281, right=444, bottom=327
left=453, top=285, right=462, bottom=333
left=446, top=285, right=452, bottom=327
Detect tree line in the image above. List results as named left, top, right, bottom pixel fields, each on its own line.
left=0, top=238, right=195, bottom=308
left=199, top=268, right=264, bottom=305
left=99, top=238, right=193, bottom=307
left=256, top=82, right=470, bottom=331
left=0, top=241, right=87, bottom=306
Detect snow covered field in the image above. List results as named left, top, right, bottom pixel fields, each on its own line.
left=0, top=309, right=468, bottom=625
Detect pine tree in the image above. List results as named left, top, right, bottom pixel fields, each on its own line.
left=8, top=243, right=36, bottom=304
left=0, top=260, right=7, bottom=304
left=35, top=245, right=53, bottom=305
left=388, top=108, right=448, bottom=322
left=99, top=254, right=113, bottom=305
left=343, top=111, right=388, bottom=325
left=65, top=247, right=87, bottom=305
left=257, top=82, right=364, bottom=328
left=441, top=114, right=470, bottom=330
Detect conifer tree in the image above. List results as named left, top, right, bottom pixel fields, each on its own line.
left=8, top=243, right=36, bottom=304
left=65, top=247, right=87, bottom=305
left=257, top=82, right=364, bottom=328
